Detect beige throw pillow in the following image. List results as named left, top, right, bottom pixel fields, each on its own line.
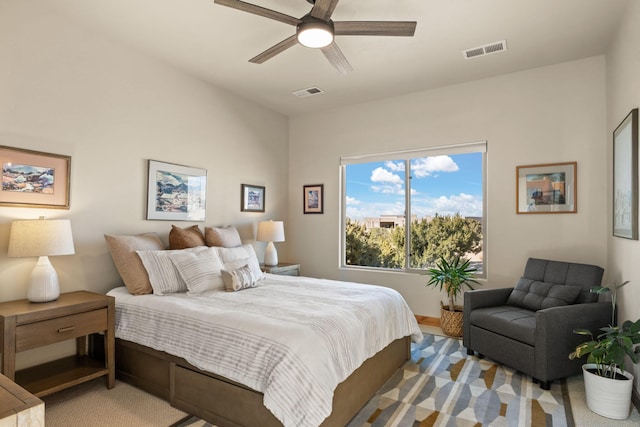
left=204, top=226, right=242, bottom=248
left=104, top=233, right=165, bottom=295
left=221, top=265, right=257, bottom=291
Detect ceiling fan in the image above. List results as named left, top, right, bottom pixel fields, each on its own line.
left=213, top=0, right=417, bottom=74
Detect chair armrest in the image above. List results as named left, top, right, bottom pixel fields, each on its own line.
left=535, top=302, right=613, bottom=381
left=464, top=288, right=513, bottom=312
left=463, top=288, right=513, bottom=346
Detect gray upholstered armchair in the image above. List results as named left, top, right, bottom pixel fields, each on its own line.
left=463, top=258, right=612, bottom=390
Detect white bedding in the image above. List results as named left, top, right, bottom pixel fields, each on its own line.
left=108, top=274, right=422, bottom=427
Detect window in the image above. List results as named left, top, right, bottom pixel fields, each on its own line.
left=341, top=142, right=486, bottom=274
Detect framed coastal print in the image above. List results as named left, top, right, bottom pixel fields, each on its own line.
left=516, top=162, right=577, bottom=214
left=147, top=160, right=206, bottom=221
left=613, top=108, right=638, bottom=239
left=303, top=184, right=324, bottom=214
left=0, top=145, right=71, bottom=209
left=241, top=184, right=265, bottom=212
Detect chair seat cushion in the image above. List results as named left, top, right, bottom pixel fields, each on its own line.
left=469, top=306, right=537, bottom=346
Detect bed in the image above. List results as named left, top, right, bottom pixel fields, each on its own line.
left=104, top=231, right=421, bottom=427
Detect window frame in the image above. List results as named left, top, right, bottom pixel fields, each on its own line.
left=339, top=141, right=487, bottom=277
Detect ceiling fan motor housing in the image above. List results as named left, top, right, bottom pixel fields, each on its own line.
left=297, top=15, right=334, bottom=48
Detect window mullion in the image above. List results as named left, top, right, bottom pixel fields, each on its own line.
left=404, top=159, right=411, bottom=271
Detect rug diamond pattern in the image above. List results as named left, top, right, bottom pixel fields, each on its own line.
left=347, top=333, right=569, bottom=427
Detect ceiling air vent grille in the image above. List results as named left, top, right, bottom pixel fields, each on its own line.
left=292, top=87, right=324, bottom=98
left=463, top=40, right=507, bottom=59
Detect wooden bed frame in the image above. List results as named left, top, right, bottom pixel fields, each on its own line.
left=115, top=335, right=411, bottom=427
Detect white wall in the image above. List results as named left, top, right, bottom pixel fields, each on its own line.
left=606, top=0, right=640, bottom=397
left=0, top=1, right=288, bottom=367
left=289, top=56, right=608, bottom=318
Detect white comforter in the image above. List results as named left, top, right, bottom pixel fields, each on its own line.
left=108, top=274, right=422, bottom=427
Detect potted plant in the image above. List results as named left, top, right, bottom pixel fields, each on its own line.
left=569, top=281, right=640, bottom=419
left=426, top=255, right=479, bottom=337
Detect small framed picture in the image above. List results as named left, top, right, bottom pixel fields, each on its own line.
left=516, top=162, right=577, bottom=214
left=303, top=184, right=324, bottom=214
left=147, top=160, right=207, bottom=221
left=0, top=145, right=71, bottom=209
left=241, top=184, right=265, bottom=212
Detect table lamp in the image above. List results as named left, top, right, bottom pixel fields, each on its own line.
left=8, top=217, right=75, bottom=302
left=257, top=220, right=285, bottom=266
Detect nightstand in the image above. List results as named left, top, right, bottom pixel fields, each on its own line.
left=260, top=263, right=300, bottom=276
left=0, top=291, right=115, bottom=398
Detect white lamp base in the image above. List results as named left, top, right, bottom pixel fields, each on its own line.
left=28, top=256, right=60, bottom=303
left=264, top=241, right=278, bottom=266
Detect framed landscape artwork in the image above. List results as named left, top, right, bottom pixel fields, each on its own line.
left=516, top=162, right=577, bottom=214
left=0, top=145, right=71, bottom=209
left=613, top=108, right=638, bottom=239
left=303, top=184, right=324, bottom=214
left=147, top=160, right=207, bottom=221
left=241, top=184, right=265, bottom=212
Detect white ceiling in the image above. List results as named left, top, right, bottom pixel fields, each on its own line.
left=47, top=0, right=629, bottom=116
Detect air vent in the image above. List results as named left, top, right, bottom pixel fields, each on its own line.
left=292, top=87, right=324, bottom=98
left=463, top=40, right=507, bottom=59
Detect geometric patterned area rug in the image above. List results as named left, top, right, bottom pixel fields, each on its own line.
left=174, top=333, right=572, bottom=427
left=346, top=333, right=571, bottom=427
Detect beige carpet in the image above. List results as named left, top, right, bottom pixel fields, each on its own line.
left=43, top=379, right=188, bottom=427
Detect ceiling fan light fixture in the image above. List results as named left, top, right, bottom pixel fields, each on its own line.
left=297, top=18, right=334, bottom=48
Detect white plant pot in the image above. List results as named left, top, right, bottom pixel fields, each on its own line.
left=582, top=363, right=634, bottom=420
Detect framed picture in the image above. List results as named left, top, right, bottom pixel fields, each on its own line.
left=241, top=184, right=265, bottom=212
left=303, top=184, right=324, bottom=214
left=516, top=162, right=577, bottom=214
left=613, top=108, right=639, bottom=239
left=146, top=160, right=206, bottom=221
left=0, top=145, right=71, bottom=209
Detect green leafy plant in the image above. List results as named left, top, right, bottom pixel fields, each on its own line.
left=425, top=255, right=479, bottom=312
left=569, top=281, right=640, bottom=378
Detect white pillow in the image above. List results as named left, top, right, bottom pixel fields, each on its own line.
left=136, top=246, right=208, bottom=295
left=170, top=247, right=225, bottom=294
left=215, top=244, right=265, bottom=282
left=221, top=264, right=257, bottom=292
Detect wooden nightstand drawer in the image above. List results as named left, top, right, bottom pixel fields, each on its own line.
left=15, top=309, right=107, bottom=352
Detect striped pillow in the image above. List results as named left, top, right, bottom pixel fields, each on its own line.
left=136, top=246, right=208, bottom=295
left=215, top=244, right=265, bottom=282
left=170, top=247, right=225, bottom=294
left=221, top=264, right=257, bottom=292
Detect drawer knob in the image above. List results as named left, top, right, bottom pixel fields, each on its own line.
left=58, top=326, right=75, bottom=333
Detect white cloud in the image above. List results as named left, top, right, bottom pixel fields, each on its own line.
left=371, top=167, right=402, bottom=184
left=346, top=196, right=360, bottom=205
left=412, top=193, right=482, bottom=217
left=412, top=156, right=459, bottom=178
left=384, top=161, right=404, bottom=172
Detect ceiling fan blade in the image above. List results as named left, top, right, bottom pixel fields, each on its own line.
left=321, top=42, right=353, bottom=74
left=214, top=0, right=300, bottom=26
left=334, top=21, right=417, bottom=37
left=310, top=0, right=340, bottom=21
left=249, top=35, right=298, bottom=64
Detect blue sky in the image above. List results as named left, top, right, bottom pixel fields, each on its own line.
left=345, top=152, right=483, bottom=220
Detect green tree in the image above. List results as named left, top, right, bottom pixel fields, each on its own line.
left=422, top=214, right=482, bottom=266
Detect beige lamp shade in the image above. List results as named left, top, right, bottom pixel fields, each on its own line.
left=9, top=219, right=75, bottom=257
left=8, top=218, right=75, bottom=302
left=256, top=220, right=285, bottom=243
left=257, top=220, right=284, bottom=266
